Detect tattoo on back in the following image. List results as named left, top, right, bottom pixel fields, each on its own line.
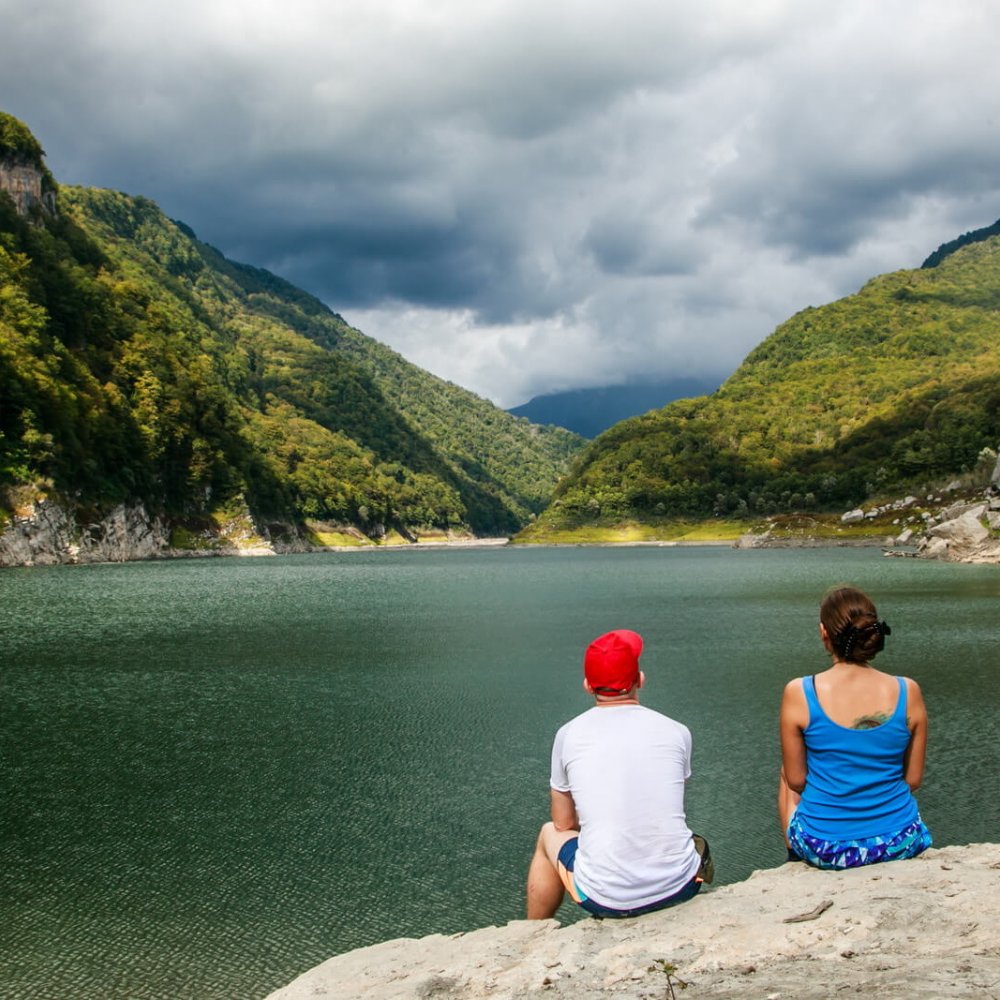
left=851, top=712, right=890, bottom=730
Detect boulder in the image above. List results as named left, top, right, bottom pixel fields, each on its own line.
left=926, top=505, right=988, bottom=546
left=919, top=505, right=991, bottom=561
left=919, top=536, right=950, bottom=559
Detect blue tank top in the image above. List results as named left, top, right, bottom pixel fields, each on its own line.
left=795, top=675, right=919, bottom=841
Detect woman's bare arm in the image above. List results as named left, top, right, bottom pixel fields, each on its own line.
left=903, top=677, right=928, bottom=791
left=779, top=679, right=809, bottom=794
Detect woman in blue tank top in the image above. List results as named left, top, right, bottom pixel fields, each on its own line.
left=778, top=586, right=932, bottom=869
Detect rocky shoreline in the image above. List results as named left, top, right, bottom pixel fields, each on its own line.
left=3, top=449, right=999, bottom=568
left=264, top=843, right=999, bottom=1000
left=0, top=497, right=506, bottom=568
left=737, top=449, right=1000, bottom=565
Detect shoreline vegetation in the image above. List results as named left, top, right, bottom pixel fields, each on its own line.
left=2, top=474, right=999, bottom=567
left=513, top=465, right=1000, bottom=563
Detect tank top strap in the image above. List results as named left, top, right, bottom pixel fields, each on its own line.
left=893, top=676, right=908, bottom=720
left=802, top=675, right=822, bottom=723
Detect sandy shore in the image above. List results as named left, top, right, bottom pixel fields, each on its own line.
left=265, top=843, right=999, bottom=1000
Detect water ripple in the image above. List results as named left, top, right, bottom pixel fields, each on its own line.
left=1, top=547, right=998, bottom=997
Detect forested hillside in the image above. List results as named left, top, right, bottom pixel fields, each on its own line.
left=0, top=113, right=581, bottom=541
left=525, top=226, right=1000, bottom=536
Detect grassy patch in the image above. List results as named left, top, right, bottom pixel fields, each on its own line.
left=414, top=530, right=454, bottom=543
left=515, top=511, right=907, bottom=546
left=671, top=520, right=747, bottom=541
left=514, top=518, right=748, bottom=545
left=307, top=528, right=371, bottom=547
left=379, top=529, right=412, bottom=546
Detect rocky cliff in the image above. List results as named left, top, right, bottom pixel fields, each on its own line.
left=0, top=155, right=56, bottom=219
left=265, top=843, right=998, bottom=1000
left=0, top=495, right=502, bottom=567
left=0, top=496, right=296, bottom=566
left=0, top=499, right=169, bottom=566
left=0, top=111, right=57, bottom=220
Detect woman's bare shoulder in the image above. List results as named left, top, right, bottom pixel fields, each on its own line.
left=780, top=677, right=809, bottom=727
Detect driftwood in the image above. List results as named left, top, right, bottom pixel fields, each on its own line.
left=782, top=899, right=833, bottom=923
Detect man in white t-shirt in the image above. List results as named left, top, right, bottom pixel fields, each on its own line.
left=526, top=629, right=709, bottom=919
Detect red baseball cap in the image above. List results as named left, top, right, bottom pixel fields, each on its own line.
left=584, top=629, right=643, bottom=695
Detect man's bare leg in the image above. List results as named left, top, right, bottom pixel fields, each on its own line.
left=526, top=822, right=578, bottom=919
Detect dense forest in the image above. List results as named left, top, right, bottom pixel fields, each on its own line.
left=0, top=113, right=582, bottom=541
left=528, top=225, right=1000, bottom=535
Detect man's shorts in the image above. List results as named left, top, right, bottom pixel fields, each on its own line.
left=556, top=837, right=702, bottom=918
left=786, top=814, right=933, bottom=870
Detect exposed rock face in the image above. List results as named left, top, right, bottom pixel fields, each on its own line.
left=0, top=500, right=170, bottom=566
left=0, top=156, right=56, bottom=219
left=265, top=844, right=999, bottom=1000
left=0, top=497, right=505, bottom=567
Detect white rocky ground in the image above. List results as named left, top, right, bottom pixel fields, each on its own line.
left=265, top=843, right=999, bottom=1000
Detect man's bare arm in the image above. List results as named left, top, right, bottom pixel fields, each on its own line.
left=550, top=788, right=579, bottom=832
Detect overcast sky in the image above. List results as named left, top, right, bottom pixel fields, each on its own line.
left=3, top=1, right=999, bottom=406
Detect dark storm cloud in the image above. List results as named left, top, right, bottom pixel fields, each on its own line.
left=3, top=0, right=1000, bottom=404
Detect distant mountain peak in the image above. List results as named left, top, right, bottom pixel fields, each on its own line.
left=508, top=377, right=721, bottom=438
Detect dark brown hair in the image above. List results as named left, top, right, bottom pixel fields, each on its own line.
left=819, top=586, right=890, bottom=663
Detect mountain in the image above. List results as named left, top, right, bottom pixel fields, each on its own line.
left=0, top=112, right=583, bottom=542
left=507, top=378, right=720, bottom=438
left=524, top=223, right=1000, bottom=536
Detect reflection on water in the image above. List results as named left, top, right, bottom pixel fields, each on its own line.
left=2, top=546, right=998, bottom=999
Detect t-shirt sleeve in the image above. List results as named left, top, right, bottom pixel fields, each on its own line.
left=549, top=724, right=570, bottom=792
left=681, top=722, right=693, bottom=781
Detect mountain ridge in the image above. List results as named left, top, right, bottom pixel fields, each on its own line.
left=0, top=111, right=583, bottom=557
left=522, top=228, right=1000, bottom=539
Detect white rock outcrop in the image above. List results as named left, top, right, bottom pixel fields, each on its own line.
left=0, top=156, right=56, bottom=219
left=0, top=500, right=170, bottom=566
left=917, top=503, right=1000, bottom=563
left=266, top=843, right=999, bottom=1000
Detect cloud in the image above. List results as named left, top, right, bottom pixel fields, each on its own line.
left=3, top=0, right=1000, bottom=405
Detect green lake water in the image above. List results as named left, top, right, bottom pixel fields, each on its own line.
left=2, top=545, right=998, bottom=999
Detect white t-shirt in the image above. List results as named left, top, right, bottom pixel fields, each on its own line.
left=550, top=704, right=700, bottom=909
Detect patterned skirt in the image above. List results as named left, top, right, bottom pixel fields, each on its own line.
left=787, top=814, right=933, bottom=870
